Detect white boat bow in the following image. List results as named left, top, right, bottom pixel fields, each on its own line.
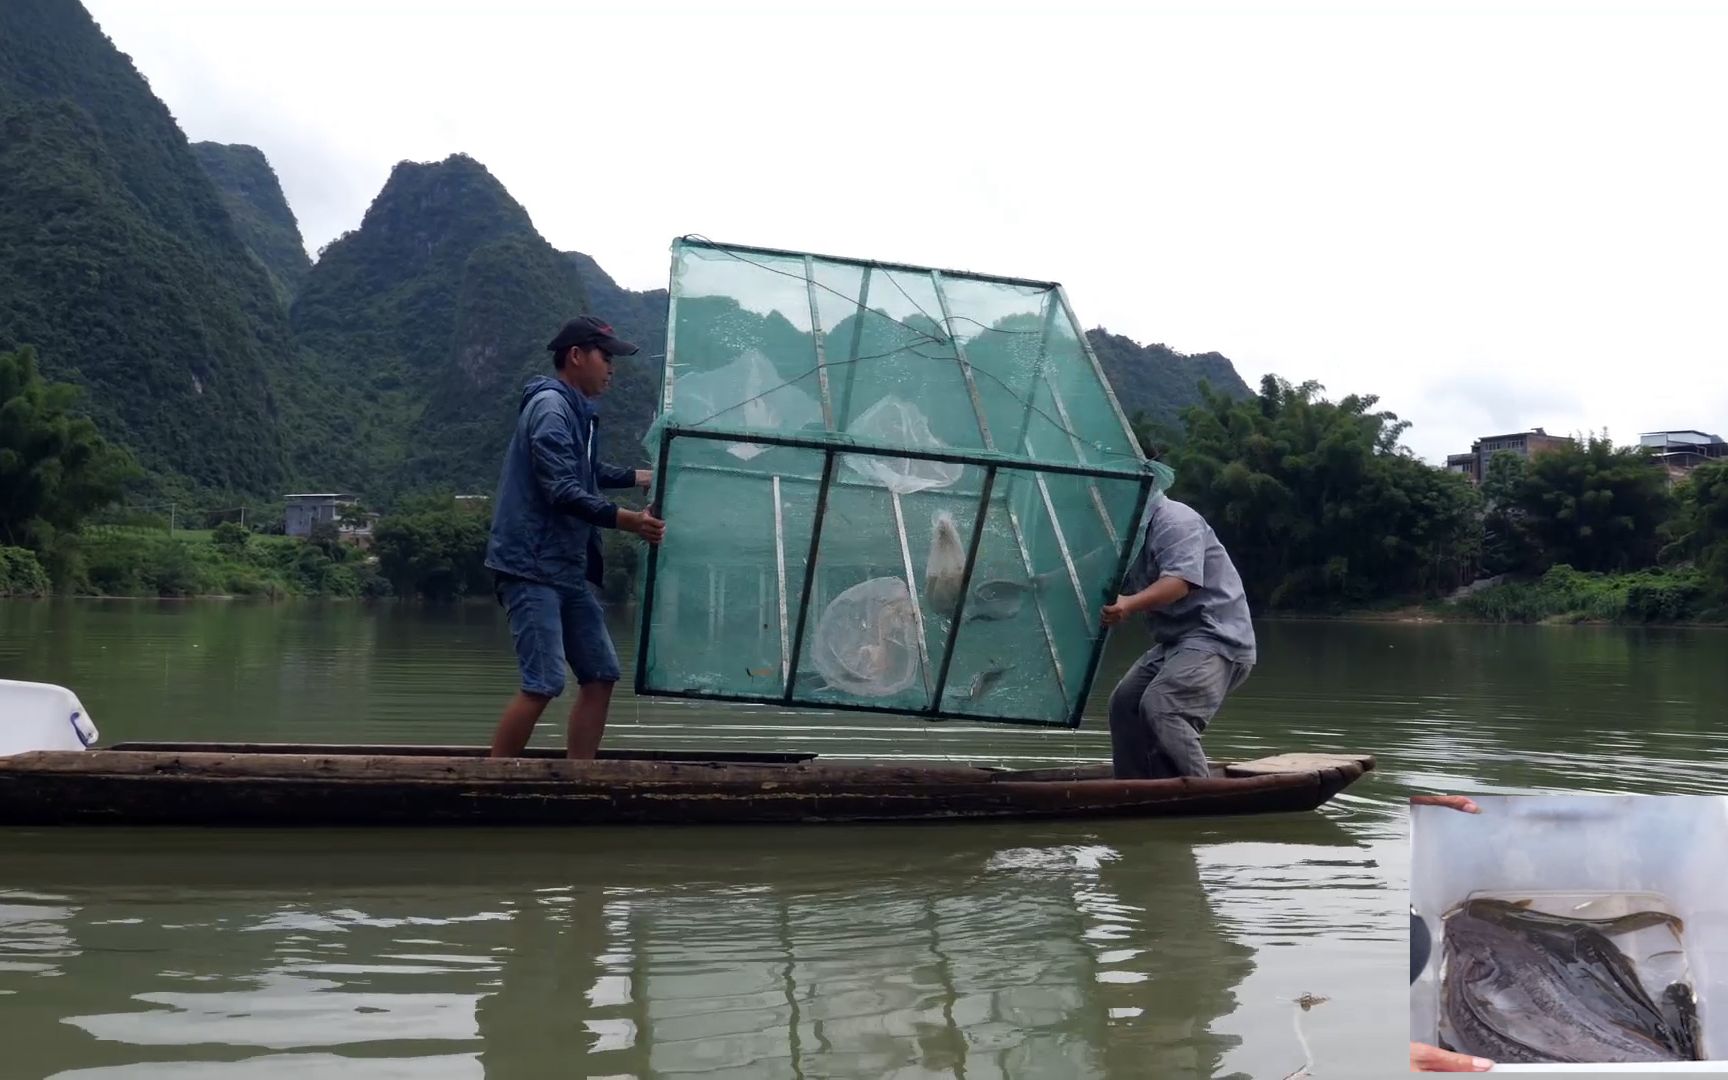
left=0, top=679, right=97, bottom=756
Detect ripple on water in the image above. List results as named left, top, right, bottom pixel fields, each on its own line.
left=65, top=973, right=482, bottom=1049
left=44, top=1052, right=484, bottom=1079
left=4, top=607, right=1726, bottom=1080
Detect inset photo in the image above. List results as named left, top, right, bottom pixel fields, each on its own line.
left=1411, top=795, right=1722, bottom=1072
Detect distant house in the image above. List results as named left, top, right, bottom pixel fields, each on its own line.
left=1445, top=429, right=1574, bottom=485
left=1640, top=430, right=1727, bottom=482
left=284, top=493, right=358, bottom=538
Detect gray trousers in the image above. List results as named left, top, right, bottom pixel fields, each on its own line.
left=1108, top=647, right=1252, bottom=780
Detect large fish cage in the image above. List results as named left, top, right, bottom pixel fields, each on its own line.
left=634, top=237, right=1169, bottom=729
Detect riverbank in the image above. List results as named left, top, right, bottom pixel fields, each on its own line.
left=2, top=501, right=642, bottom=604
left=12, top=544, right=1724, bottom=629
left=1278, top=566, right=1726, bottom=627
left=1441, top=565, right=1723, bottom=625
left=0, top=529, right=386, bottom=601
left=1269, top=607, right=1728, bottom=629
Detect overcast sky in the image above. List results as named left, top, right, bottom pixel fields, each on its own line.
left=84, top=0, right=1726, bottom=463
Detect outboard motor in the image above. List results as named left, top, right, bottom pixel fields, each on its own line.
left=0, top=679, right=98, bottom=756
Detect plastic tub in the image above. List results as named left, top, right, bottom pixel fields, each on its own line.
left=1411, top=795, right=1728, bottom=1072
left=0, top=679, right=96, bottom=756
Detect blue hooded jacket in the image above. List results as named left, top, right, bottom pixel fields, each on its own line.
left=484, top=376, right=637, bottom=588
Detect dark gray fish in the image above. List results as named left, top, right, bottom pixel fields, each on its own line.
left=1464, top=902, right=1675, bottom=999
left=966, top=663, right=1008, bottom=702
left=1660, top=982, right=1700, bottom=1061
left=1570, top=927, right=1678, bottom=1043
left=1458, top=899, right=1686, bottom=1051
left=962, top=568, right=1072, bottom=622
left=1464, top=898, right=1686, bottom=938
left=789, top=670, right=833, bottom=694
left=963, top=579, right=1034, bottom=622
left=1441, top=910, right=1685, bottom=1064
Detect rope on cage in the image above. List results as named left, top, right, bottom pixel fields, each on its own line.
left=678, top=346, right=903, bottom=429
left=680, top=234, right=1045, bottom=341
left=878, top=260, right=947, bottom=338
left=670, top=236, right=1158, bottom=466
left=682, top=234, right=951, bottom=350
left=671, top=235, right=1155, bottom=468
left=672, top=235, right=1159, bottom=451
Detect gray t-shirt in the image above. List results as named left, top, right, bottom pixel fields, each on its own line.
left=1122, top=496, right=1256, bottom=664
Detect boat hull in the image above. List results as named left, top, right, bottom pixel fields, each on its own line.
left=0, top=747, right=1373, bottom=826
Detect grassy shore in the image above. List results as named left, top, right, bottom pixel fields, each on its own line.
left=1264, top=566, right=1725, bottom=627
left=9, top=527, right=388, bottom=599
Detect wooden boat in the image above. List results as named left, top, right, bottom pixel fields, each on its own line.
left=0, top=742, right=1373, bottom=826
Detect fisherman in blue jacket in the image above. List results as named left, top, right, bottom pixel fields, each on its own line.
left=485, top=316, right=665, bottom=759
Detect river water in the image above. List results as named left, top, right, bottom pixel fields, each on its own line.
left=0, top=601, right=1723, bottom=1079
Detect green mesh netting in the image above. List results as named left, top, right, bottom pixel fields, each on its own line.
left=635, top=238, right=1173, bottom=728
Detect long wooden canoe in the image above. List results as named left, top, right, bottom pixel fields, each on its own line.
left=0, top=743, right=1373, bottom=826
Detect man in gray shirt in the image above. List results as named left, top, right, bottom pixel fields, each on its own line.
left=1101, top=493, right=1256, bottom=780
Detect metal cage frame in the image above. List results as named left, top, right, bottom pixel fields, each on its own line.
left=635, top=426, right=1155, bottom=729
left=633, top=238, right=1154, bottom=729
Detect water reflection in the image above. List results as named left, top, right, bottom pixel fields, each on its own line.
left=0, top=823, right=1359, bottom=1079
left=7, top=603, right=1723, bottom=1077
left=44, top=1055, right=484, bottom=1079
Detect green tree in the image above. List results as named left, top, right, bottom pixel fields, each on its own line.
left=1665, top=460, right=1728, bottom=600
left=1167, top=375, right=1481, bottom=609
left=152, top=539, right=206, bottom=597
left=0, top=345, right=136, bottom=553
left=212, top=520, right=251, bottom=553
left=1505, top=435, right=1673, bottom=573
left=291, top=543, right=338, bottom=594
left=0, top=545, right=51, bottom=597
left=307, top=520, right=346, bottom=562
left=372, top=499, right=491, bottom=602
left=1479, top=452, right=1542, bottom=576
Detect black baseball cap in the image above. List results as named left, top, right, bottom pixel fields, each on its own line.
left=547, top=315, right=639, bottom=357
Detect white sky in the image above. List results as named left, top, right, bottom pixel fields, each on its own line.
left=84, top=0, right=1727, bottom=463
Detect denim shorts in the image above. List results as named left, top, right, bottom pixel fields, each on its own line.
left=498, top=577, right=620, bottom=697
